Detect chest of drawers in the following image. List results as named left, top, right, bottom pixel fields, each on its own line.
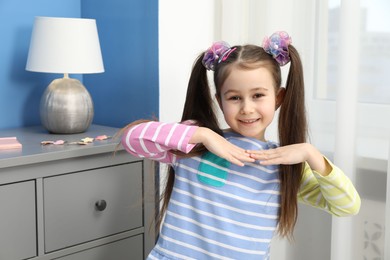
left=0, top=125, right=156, bottom=260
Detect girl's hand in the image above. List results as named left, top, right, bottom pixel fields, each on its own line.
left=190, top=127, right=255, bottom=167
left=247, top=143, right=332, bottom=176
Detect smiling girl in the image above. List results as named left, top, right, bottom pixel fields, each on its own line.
left=120, top=32, right=360, bottom=260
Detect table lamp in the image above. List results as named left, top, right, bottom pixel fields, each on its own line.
left=26, top=16, right=104, bottom=134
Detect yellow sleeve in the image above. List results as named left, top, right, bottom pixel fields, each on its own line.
left=297, top=157, right=361, bottom=216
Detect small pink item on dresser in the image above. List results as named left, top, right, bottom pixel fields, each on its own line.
left=0, top=137, right=22, bottom=150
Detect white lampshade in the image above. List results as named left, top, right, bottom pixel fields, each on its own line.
left=25, top=16, right=104, bottom=134
left=26, top=16, right=104, bottom=74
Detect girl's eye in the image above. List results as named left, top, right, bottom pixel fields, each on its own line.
left=254, top=93, right=264, bottom=99
left=228, top=96, right=241, bottom=101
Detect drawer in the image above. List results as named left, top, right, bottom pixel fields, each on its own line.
left=44, top=162, right=143, bottom=252
left=0, top=181, right=36, bottom=260
left=54, top=234, right=144, bottom=260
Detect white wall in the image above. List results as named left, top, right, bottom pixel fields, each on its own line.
left=159, top=0, right=216, bottom=123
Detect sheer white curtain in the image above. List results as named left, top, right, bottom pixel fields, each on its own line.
left=315, top=1, right=390, bottom=259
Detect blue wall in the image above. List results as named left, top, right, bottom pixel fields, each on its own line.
left=82, top=0, right=159, bottom=128
left=0, top=0, right=158, bottom=130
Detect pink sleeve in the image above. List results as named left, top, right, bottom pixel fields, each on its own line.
left=121, top=121, right=198, bottom=164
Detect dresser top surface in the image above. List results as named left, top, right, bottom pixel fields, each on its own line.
left=0, top=124, right=123, bottom=169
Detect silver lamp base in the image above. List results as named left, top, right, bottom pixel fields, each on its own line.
left=40, top=77, right=94, bottom=134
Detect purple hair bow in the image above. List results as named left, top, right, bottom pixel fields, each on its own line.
left=202, top=41, right=231, bottom=71
left=262, top=31, right=292, bottom=66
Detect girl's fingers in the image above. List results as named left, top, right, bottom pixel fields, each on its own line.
left=209, top=145, right=254, bottom=167
left=236, top=150, right=256, bottom=162
left=247, top=146, right=306, bottom=166
left=247, top=151, right=276, bottom=160
left=229, top=151, right=255, bottom=166
left=246, top=149, right=285, bottom=165
left=229, top=157, right=245, bottom=167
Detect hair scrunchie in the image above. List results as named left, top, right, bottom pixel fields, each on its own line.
left=202, top=41, right=232, bottom=71
left=262, top=31, right=292, bottom=66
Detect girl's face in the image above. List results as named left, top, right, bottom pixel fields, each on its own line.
left=217, top=67, right=281, bottom=141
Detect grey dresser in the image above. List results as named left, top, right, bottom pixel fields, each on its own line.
left=0, top=125, right=156, bottom=260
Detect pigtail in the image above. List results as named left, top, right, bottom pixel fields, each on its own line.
left=158, top=52, right=223, bottom=232
left=277, top=45, right=307, bottom=239
left=181, top=52, right=223, bottom=136
left=279, top=45, right=307, bottom=145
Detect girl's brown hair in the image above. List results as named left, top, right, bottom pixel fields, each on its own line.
left=158, top=44, right=307, bottom=239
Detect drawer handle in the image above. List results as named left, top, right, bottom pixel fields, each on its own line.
left=95, top=200, right=107, bottom=211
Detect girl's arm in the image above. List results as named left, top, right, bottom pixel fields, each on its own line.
left=247, top=143, right=361, bottom=216
left=298, top=159, right=360, bottom=216
left=121, top=121, right=198, bottom=164
left=121, top=121, right=254, bottom=166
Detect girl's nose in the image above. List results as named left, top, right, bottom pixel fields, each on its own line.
left=240, top=100, right=254, bottom=114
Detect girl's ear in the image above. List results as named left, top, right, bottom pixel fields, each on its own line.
left=215, top=93, right=223, bottom=111
left=276, top=87, right=286, bottom=110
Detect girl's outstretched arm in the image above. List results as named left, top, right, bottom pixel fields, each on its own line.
left=121, top=120, right=254, bottom=166
left=247, top=144, right=361, bottom=216
left=121, top=121, right=198, bottom=164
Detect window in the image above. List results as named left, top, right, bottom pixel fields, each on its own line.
left=318, top=0, right=390, bottom=104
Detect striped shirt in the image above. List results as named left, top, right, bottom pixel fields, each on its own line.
left=121, top=121, right=360, bottom=260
